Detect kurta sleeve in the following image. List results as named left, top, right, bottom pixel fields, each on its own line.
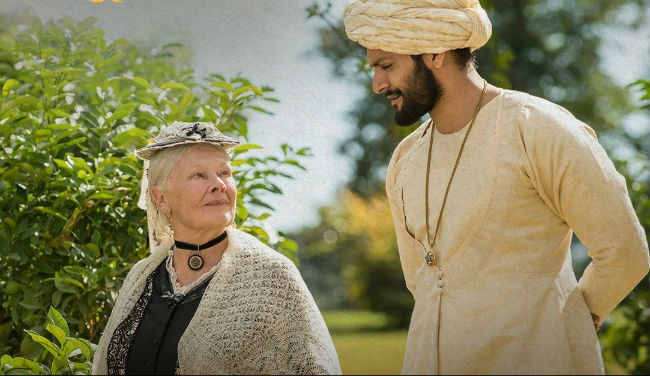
left=519, top=97, right=650, bottom=319
left=386, top=133, right=423, bottom=297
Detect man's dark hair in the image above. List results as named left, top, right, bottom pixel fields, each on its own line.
left=451, top=48, right=475, bottom=70
left=411, top=48, right=476, bottom=70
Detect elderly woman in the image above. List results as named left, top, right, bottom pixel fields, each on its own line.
left=92, top=122, right=341, bottom=375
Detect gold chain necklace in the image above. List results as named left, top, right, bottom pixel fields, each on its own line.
left=424, top=80, right=487, bottom=266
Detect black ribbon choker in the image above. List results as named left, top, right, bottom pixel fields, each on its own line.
left=174, top=231, right=227, bottom=271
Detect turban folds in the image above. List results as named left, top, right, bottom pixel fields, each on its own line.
left=343, top=0, right=492, bottom=55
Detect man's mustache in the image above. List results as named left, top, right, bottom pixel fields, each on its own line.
left=384, top=88, right=403, bottom=99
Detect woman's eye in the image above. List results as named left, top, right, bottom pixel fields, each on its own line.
left=192, top=172, right=206, bottom=178
left=219, top=171, right=231, bottom=177
left=381, top=64, right=392, bottom=70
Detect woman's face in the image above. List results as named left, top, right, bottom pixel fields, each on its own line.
left=152, top=143, right=236, bottom=238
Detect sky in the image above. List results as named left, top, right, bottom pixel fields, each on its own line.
left=1, top=0, right=648, bottom=234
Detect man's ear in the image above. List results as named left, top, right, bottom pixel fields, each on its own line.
left=150, top=186, right=170, bottom=215
left=422, top=53, right=446, bottom=70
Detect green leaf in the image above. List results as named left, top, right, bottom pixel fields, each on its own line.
left=25, top=330, right=62, bottom=359
left=233, top=85, right=263, bottom=97
left=0, top=354, right=49, bottom=375
left=52, top=275, right=84, bottom=294
left=45, top=324, right=67, bottom=346
left=106, top=103, right=137, bottom=124
left=278, top=238, right=299, bottom=253
left=255, top=213, right=271, bottom=221
left=208, top=73, right=226, bottom=81
left=131, top=76, right=152, bottom=89
left=2, top=79, right=19, bottom=96
left=93, top=163, right=118, bottom=181
left=64, top=338, right=93, bottom=360
left=55, top=136, right=87, bottom=150
left=18, top=162, right=34, bottom=174
left=52, top=291, right=63, bottom=307
left=14, top=95, right=42, bottom=111
left=161, top=82, right=190, bottom=91
left=47, top=307, right=70, bottom=337
left=0, top=354, right=10, bottom=366
left=88, top=191, right=117, bottom=200
left=62, top=265, right=86, bottom=275
left=34, top=206, right=67, bottom=221
left=113, top=126, right=149, bottom=148
left=34, top=128, right=53, bottom=139
left=66, top=155, right=92, bottom=173
left=178, top=92, right=194, bottom=111
left=211, top=81, right=234, bottom=92
left=248, top=105, right=272, bottom=115
left=18, top=299, right=44, bottom=311
left=249, top=226, right=270, bottom=241
left=46, top=109, right=71, bottom=119
left=236, top=204, right=248, bottom=222
left=6, top=252, right=21, bottom=261
left=283, top=159, right=306, bottom=170
left=53, top=158, right=73, bottom=173
left=234, top=143, right=263, bottom=153
left=3, top=281, right=22, bottom=295
left=4, top=217, right=16, bottom=230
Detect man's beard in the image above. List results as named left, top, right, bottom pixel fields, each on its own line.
left=387, top=58, right=442, bottom=126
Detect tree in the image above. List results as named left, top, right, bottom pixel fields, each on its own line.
left=0, top=14, right=306, bottom=357
left=599, top=79, right=650, bottom=374
left=294, top=190, right=413, bottom=327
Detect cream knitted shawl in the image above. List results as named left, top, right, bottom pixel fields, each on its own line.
left=92, top=227, right=341, bottom=375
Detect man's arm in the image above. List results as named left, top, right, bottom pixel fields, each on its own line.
left=521, top=99, right=650, bottom=320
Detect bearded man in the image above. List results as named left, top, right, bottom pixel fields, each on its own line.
left=343, top=0, right=650, bottom=374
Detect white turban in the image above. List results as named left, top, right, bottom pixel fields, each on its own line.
left=343, top=0, right=492, bottom=55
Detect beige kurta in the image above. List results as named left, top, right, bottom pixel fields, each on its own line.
left=385, top=89, right=650, bottom=375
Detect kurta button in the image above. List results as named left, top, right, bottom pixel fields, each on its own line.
left=436, top=270, right=444, bottom=279
left=437, top=280, right=445, bottom=287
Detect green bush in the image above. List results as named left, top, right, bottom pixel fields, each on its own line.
left=0, top=15, right=307, bottom=358
left=1, top=307, right=94, bottom=375
left=599, top=79, right=650, bottom=375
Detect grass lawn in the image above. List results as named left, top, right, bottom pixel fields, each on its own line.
left=322, top=310, right=628, bottom=374
left=322, top=310, right=408, bottom=375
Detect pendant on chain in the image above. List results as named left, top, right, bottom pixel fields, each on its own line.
left=425, top=251, right=435, bottom=266
left=188, top=254, right=204, bottom=270
left=421, top=80, right=487, bottom=269
left=175, top=231, right=227, bottom=272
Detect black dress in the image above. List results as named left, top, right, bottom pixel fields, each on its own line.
left=106, top=259, right=213, bottom=375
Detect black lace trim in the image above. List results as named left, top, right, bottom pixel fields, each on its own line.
left=106, top=266, right=158, bottom=375
left=158, top=262, right=213, bottom=306
left=106, top=260, right=214, bottom=375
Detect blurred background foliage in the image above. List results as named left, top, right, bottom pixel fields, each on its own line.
left=301, top=0, right=650, bottom=374
left=0, top=13, right=307, bottom=362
